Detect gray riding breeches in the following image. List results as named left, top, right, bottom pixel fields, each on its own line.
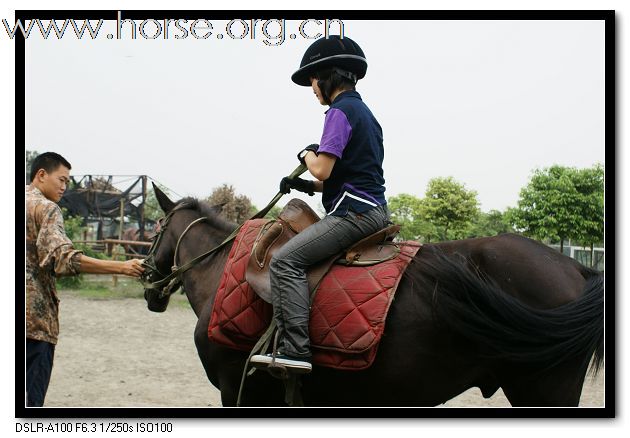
left=269, top=204, right=390, bottom=359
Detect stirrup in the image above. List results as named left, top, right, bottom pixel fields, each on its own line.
left=237, top=324, right=306, bottom=407
left=251, top=331, right=312, bottom=379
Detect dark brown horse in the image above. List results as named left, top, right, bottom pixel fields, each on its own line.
left=142, top=186, right=604, bottom=407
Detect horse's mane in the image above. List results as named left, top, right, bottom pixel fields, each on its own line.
left=176, top=197, right=238, bottom=234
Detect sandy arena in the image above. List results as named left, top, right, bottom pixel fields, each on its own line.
left=45, top=290, right=605, bottom=409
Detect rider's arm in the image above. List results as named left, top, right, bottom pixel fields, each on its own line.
left=307, top=108, right=351, bottom=181
left=305, top=152, right=336, bottom=181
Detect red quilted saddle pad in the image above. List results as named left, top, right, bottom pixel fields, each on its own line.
left=208, top=219, right=420, bottom=370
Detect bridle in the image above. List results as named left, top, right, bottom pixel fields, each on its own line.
left=141, top=203, right=237, bottom=299
left=141, top=164, right=307, bottom=299
left=141, top=203, right=188, bottom=297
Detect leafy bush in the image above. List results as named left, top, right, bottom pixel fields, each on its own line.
left=57, top=208, right=113, bottom=288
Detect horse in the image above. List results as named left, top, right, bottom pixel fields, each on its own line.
left=121, top=227, right=154, bottom=258
left=142, top=185, right=604, bottom=407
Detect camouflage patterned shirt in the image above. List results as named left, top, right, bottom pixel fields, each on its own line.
left=25, top=185, right=82, bottom=345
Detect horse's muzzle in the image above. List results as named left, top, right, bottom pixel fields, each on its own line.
left=144, top=288, right=169, bottom=313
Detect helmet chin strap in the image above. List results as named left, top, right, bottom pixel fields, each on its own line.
left=332, top=67, right=358, bottom=84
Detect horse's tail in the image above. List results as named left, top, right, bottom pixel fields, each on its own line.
left=584, top=270, right=605, bottom=375
left=406, top=246, right=605, bottom=375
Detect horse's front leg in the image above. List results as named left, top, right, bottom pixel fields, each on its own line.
left=194, top=319, right=285, bottom=406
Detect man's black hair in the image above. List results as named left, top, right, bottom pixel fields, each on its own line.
left=315, top=68, right=357, bottom=106
left=30, top=152, right=72, bottom=182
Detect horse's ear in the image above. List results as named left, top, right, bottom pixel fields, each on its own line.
left=153, top=182, right=175, bottom=214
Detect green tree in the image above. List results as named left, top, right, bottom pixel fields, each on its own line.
left=206, top=184, right=253, bottom=224
left=57, top=208, right=86, bottom=288
left=264, top=205, right=282, bottom=220
left=422, top=177, right=480, bottom=241
left=467, top=209, right=514, bottom=238
left=387, top=193, right=437, bottom=241
left=508, top=164, right=604, bottom=255
left=62, top=207, right=85, bottom=241
left=247, top=204, right=282, bottom=220
left=144, top=183, right=172, bottom=220
left=25, top=149, right=39, bottom=183
left=570, top=164, right=605, bottom=251
left=59, top=208, right=108, bottom=258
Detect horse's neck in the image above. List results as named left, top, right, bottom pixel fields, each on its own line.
left=187, top=246, right=230, bottom=317
left=177, top=225, right=234, bottom=317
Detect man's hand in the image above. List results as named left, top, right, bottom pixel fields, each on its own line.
left=280, top=176, right=315, bottom=196
left=120, top=259, right=145, bottom=277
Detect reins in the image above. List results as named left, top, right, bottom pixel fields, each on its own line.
left=141, top=164, right=307, bottom=297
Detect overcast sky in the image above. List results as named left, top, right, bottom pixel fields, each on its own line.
left=25, top=18, right=605, bottom=214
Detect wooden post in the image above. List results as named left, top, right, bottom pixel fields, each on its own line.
left=112, top=248, right=118, bottom=288
left=114, top=197, right=125, bottom=286
left=139, top=175, right=147, bottom=241
left=119, top=197, right=125, bottom=240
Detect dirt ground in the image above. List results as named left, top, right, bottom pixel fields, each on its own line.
left=45, top=289, right=605, bottom=409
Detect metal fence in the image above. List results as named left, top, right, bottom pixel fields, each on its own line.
left=548, top=243, right=605, bottom=271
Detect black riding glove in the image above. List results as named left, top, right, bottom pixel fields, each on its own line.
left=297, top=144, right=319, bottom=165
left=280, top=176, right=315, bottom=196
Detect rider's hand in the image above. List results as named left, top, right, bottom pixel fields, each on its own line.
left=297, top=144, right=319, bottom=165
left=280, top=176, right=315, bottom=196
left=120, top=258, right=145, bottom=277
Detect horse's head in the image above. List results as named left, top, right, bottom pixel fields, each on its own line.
left=142, top=184, right=179, bottom=312
left=142, top=183, right=231, bottom=312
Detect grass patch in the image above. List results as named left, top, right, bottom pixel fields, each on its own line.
left=58, top=275, right=191, bottom=309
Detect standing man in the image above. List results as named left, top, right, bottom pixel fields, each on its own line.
left=25, top=152, right=144, bottom=407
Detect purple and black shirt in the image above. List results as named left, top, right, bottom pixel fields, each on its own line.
left=317, top=90, right=386, bottom=216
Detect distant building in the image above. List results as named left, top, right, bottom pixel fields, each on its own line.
left=58, top=174, right=152, bottom=241
left=548, top=240, right=605, bottom=272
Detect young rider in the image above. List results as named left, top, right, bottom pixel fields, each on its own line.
left=251, top=35, right=389, bottom=373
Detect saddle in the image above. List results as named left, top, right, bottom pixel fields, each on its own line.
left=245, top=199, right=401, bottom=303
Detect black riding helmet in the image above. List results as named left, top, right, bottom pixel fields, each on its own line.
left=291, top=35, right=367, bottom=86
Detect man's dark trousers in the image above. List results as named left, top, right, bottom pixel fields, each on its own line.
left=26, top=338, right=55, bottom=407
